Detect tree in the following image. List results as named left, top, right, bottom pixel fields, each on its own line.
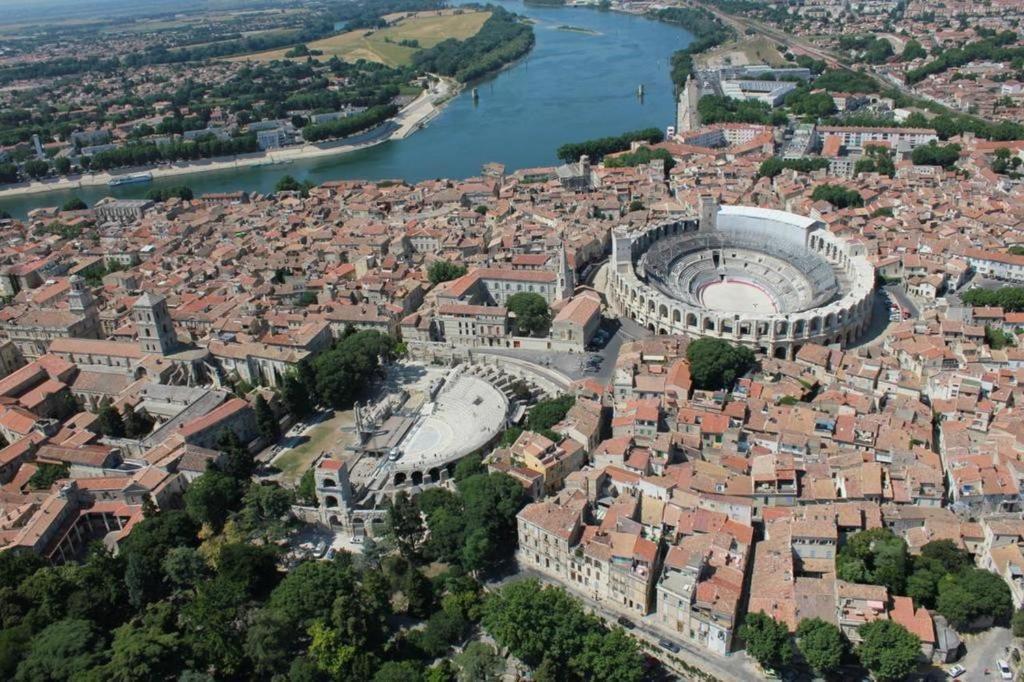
left=810, top=183, right=864, bottom=209
left=217, top=429, right=254, bottom=480
left=428, top=261, right=467, bottom=285
left=483, top=579, right=644, bottom=679
left=740, top=611, right=792, bottom=672
left=385, top=491, right=424, bottom=561
left=686, top=338, right=756, bottom=390
left=921, top=539, right=971, bottom=573
left=122, top=406, right=154, bottom=439
left=297, top=468, right=317, bottom=505
left=61, top=197, right=86, bottom=211
left=795, top=618, right=844, bottom=677
left=911, top=142, right=961, bottom=169
left=855, top=620, right=921, bottom=682
left=161, top=546, right=208, bottom=590
left=527, top=395, right=574, bottom=432
left=97, top=403, right=126, bottom=438
left=572, top=628, right=645, bottom=682
left=836, top=527, right=909, bottom=595
left=239, top=482, right=293, bottom=536
left=14, top=618, right=107, bottom=681
left=936, top=568, right=1013, bottom=630
left=375, top=661, right=425, bottom=682
left=53, top=157, right=72, bottom=175
left=183, top=470, right=243, bottom=531
left=27, top=462, right=69, bottom=490
left=120, top=510, right=199, bottom=607
left=902, top=39, right=927, bottom=61
left=506, top=292, right=551, bottom=337
left=1013, top=608, right=1024, bottom=637
left=23, top=159, right=50, bottom=180
left=453, top=641, right=502, bottom=682
left=281, top=372, right=314, bottom=418
left=255, top=395, right=280, bottom=442
left=101, top=603, right=183, bottom=682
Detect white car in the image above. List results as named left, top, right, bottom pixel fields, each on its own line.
left=998, top=659, right=1013, bottom=680
left=947, top=665, right=965, bottom=679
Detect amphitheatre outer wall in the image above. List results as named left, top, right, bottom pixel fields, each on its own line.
left=608, top=202, right=876, bottom=360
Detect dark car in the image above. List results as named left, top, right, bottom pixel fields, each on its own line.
left=657, top=638, right=680, bottom=653
left=616, top=616, right=635, bottom=629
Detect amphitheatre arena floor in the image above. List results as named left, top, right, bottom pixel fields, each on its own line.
left=699, top=279, right=779, bottom=314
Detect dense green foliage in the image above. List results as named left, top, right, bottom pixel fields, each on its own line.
left=740, top=611, right=792, bottom=671
left=936, top=568, right=1013, bottom=630
left=146, top=185, right=194, bottom=202
left=961, top=287, right=1024, bottom=312
left=910, top=141, right=961, bottom=169
left=686, top=338, right=755, bottom=390
left=312, top=331, right=397, bottom=410
left=427, top=261, right=467, bottom=285
left=783, top=87, right=837, bottom=118
left=838, top=35, right=894, bottom=64
left=795, top=618, right=845, bottom=677
left=60, top=197, right=87, bottom=212
left=697, top=95, right=786, bottom=126
left=758, top=157, right=830, bottom=178
left=302, top=104, right=399, bottom=142
left=811, top=183, right=864, bottom=209
left=27, top=462, right=70, bottom=490
left=604, top=146, right=676, bottom=172
left=413, top=7, right=535, bottom=83
left=855, top=144, right=896, bottom=177
left=907, top=32, right=1024, bottom=84
left=506, top=292, right=552, bottom=337
left=855, top=620, right=921, bottom=682
left=812, top=69, right=879, bottom=94
left=836, top=528, right=909, bottom=594
left=556, top=127, right=664, bottom=163
left=902, top=39, right=927, bottom=61
left=483, top=579, right=646, bottom=681
left=527, top=395, right=575, bottom=433
left=88, top=135, right=259, bottom=172
left=402, top=471, right=527, bottom=573
left=652, top=7, right=735, bottom=88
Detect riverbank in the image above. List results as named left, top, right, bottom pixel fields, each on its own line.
left=0, top=77, right=460, bottom=201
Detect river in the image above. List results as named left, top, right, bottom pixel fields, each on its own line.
left=0, top=1, right=692, bottom=218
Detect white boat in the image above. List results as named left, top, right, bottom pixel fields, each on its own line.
left=108, top=172, right=152, bottom=187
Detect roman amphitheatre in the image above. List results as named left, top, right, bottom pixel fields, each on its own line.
left=234, top=9, right=491, bottom=66
left=608, top=200, right=876, bottom=360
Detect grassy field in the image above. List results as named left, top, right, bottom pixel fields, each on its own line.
left=272, top=410, right=356, bottom=486
left=233, top=10, right=490, bottom=67
left=696, top=35, right=787, bottom=70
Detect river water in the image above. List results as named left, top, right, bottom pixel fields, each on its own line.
left=0, top=1, right=692, bottom=217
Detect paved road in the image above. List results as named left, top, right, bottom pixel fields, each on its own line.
left=885, top=284, right=921, bottom=319
left=957, top=627, right=1015, bottom=682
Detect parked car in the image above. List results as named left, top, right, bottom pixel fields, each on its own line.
left=998, top=659, right=1013, bottom=680
left=616, top=616, right=635, bottom=629
left=657, top=638, right=680, bottom=654
left=947, top=664, right=965, bottom=678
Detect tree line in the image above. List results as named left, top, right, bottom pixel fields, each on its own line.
left=907, top=31, right=1023, bottom=84
left=412, top=6, right=535, bottom=83
left=556, top=127, right=664, bottom=163
left=961, top=287, right=1024, bottom=312
left=87, top=135, right=260, bottom=172
left=650, top=7, right=735, bottom=88
left=301, top=105, right=399, bottom=143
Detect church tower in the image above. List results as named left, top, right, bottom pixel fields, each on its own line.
left=133, top=292, right=177, bottom=355
left=557, top=243, right=575, bottom=300
left=67, top=275, right=100, bottom=338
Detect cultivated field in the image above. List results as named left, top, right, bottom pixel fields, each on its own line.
left=234, top=10, right=490, bottom=67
